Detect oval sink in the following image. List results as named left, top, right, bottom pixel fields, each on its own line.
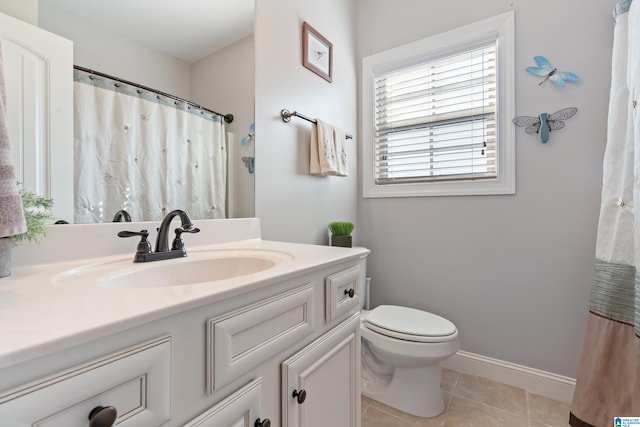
left=103, top=256, right=277, bottom=289
left=52, top=249, right=294, bottom=289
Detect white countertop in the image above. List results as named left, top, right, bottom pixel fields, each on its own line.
left=0, top=219, right=369, bottom=370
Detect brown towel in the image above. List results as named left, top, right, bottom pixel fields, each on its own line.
left=0, top=41, right=26, bottom=238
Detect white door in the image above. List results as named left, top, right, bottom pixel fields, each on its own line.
left=282, top=314, right=361, bottom=427
left=0, top=11, right=73, bottom=222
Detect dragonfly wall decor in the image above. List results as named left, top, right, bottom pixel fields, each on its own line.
left=512, top=107, right=578, bottom=143
left=241, top=122, right=255, bottom=145
left=526, top=56, right=580, bottom=87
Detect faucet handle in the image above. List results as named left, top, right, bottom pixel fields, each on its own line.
left=117, top=230, right=148, bottom=239
left=118, top=229, right=152, bottom=256
left=171, top=226, right=200, bottom=251
left=181, top=224, right=200, bottom=233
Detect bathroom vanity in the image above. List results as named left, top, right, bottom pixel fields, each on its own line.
left=0, top=219, right=369, bottom=426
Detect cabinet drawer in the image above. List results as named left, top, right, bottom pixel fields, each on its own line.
left=207, top=284, right=315, bottom=393
left=0, top=336, right=171, bottom=427
left=325, top=265, right=361, bottom=322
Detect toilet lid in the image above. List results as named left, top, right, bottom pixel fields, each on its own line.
left=365, top=305, right=457, bottom=342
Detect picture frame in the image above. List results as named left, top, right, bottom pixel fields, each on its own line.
left=302, top=22, right=333, bottom=83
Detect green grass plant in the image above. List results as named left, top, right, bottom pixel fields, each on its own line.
left=328, top=221, right=354, bottom=236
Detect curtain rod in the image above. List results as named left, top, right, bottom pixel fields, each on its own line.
left=73, top=65, right=234, bottom=124
left=280, top=109, right=353, bottom=139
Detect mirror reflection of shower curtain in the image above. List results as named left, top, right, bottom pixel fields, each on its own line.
left=570, top=1, right=640, bottom=425
left=73, top=74, right=227, bottom=223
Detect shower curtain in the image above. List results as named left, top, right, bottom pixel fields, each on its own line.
left=570, top=1, right=640, bottom=426
left=73, top=72, right=227, bottom=223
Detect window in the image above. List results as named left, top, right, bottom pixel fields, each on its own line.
left=362, top=12, right=515, bottom=197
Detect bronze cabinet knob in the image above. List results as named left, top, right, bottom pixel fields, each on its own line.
left=292, top=389, right=307, bottom=404
left=88, top=406, right=117, bottom=427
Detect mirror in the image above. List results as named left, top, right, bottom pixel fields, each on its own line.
left=37, top=0, right=255, bottom=221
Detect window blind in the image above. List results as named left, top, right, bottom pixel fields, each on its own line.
left=374, top=44, right=497, bottom=184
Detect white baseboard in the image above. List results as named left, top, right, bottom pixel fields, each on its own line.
left=442, top=351, right=576, bottom=404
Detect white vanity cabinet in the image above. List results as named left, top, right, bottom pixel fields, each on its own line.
left=0, top=253, right=367, bottom=427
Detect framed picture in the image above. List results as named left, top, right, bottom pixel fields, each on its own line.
left=302, top=22, right=332, bottom=83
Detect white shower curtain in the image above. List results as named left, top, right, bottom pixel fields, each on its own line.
left=73, top=73, right=227, bottom=223
left=570, top=1, right=640, bottom=425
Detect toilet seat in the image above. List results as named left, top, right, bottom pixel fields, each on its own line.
left=364, top=305, right=457, bottom=343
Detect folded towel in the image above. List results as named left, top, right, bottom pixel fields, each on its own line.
left=310, top=119, right=348, bottom=177
left=0, top=41, right=27, bottom=238
left=333, top=127, right=348, bottom=177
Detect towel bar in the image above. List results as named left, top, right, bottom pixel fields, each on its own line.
left=280, top=109, right=353, bottom=139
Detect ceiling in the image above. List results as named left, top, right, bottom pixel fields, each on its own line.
left=42, top=0, right=255, bottom=63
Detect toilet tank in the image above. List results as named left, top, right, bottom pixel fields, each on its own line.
left=363, top=276, right=371, bottom=310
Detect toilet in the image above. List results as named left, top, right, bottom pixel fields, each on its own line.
left=360, top=304, right=460, bottom=418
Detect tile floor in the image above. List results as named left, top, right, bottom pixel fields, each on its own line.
left=361, top=369, right=571, bottom=426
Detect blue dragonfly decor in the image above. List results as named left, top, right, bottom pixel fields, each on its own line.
left=526, top=56, right=579, bottom=87
left=241, top=122, right=255, bottom=145
left=512, top=107, right=578, bottom=143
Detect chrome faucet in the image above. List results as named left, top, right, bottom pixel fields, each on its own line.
left=118, top=209, right=200, bottom=262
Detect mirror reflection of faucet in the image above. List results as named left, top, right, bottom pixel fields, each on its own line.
left=117, top=209, right=200, bottom=262
left=112, top=209, right=132, bottom=222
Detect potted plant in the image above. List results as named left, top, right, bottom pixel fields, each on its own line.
left=328, top=221, right=354, bottom=248
left=0, top=187, right=55, bottom=278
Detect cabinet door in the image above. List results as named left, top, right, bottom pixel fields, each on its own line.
left=282, top=313, right=360, bottom=427
left=0, top=11, right=73, bottom=221
left=184, top=378, right=269, bottom=427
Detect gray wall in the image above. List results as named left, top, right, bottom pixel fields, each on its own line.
left=0, top=0, right=37, bottom=25
left=38, top=2, right=191, bottom=98
left=254, top=0, right=358, bottom=244
left=356, top=0, right=614, bottom=378
left=191, top=36, right=255, bottom=218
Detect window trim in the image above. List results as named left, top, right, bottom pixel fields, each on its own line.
left=362, top=12, right=515, bottom=198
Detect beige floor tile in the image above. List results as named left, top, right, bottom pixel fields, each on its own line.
left=442, top=368, right=458, bottom=393
left=443, top=391, right=453, bottom=409
left=441, top=396, right=530, bottom=427
left=362, top=369, right=571, bottom=426
left=363, top=393, right=452, bottom=420
left=362, top=406, right=422, bottom=427
left=528, top=392, right=571, bottom=426
left=452, top=373, right=528, bottom=417
left=365, top=395, right=428, bottom=420
left=361, top=395, right=373, bottom=413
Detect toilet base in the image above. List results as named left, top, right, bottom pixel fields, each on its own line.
left=362, top=363, right=445, bottom=418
